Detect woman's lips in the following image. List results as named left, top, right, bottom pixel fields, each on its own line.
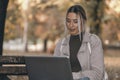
left=69, top=28, right=75, bottom=31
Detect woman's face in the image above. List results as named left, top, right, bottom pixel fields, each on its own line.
left=66, top=12, right=80, bottom=35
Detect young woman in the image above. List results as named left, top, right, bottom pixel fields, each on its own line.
left=54, top=5, right=104, bottom=80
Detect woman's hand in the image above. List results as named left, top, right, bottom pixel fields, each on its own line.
left=72, top=72, right=81, bottom=80
left=79, top=77, right=90, bottom=80
left=72, top=72, right=90, bottom=80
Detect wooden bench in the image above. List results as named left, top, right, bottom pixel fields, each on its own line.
left=0, top=56, right=27, bottom=75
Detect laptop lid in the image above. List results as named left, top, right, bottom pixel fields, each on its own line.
left=25, top=56, right=73, bottom=80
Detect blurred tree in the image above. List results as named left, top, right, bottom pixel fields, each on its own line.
left=5, top=0, right=29, bottom=52
left=27, top=0, right=82, bottom=52
left=102, top=0, right=120, bottom=43
left=6, top=0, right=102, bottom=52
left=7, top=0, right=120, bottom=52
left=81, top=0, right=105, bottom=36
left=5, top=0, right=23, bottom=41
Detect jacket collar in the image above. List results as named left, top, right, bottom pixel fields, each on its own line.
left=82, top=32, right=90, bottom=43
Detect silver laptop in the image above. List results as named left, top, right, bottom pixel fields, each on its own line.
left=25, top=56, right=73, bottom=80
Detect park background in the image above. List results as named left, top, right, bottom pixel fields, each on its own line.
left=2, top=0, right=120, bottom=80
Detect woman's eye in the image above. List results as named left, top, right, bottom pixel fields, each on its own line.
left=74, top=20, right=78, bottom=23
left=66, top=19, right=70, bottom=23
left=66, top=19, right=78, bottom=23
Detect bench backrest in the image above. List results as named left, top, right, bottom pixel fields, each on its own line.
left=0, top=56, right=27, bottom=75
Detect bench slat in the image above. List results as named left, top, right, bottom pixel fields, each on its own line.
left=0, top=56, right=28, bottom=75
left=0, top=66, right=27, bottom=75
left=0, top=56, right=25, bottom=64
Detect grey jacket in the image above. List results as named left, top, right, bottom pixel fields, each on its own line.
left=54, top=32, right=104, bottom=80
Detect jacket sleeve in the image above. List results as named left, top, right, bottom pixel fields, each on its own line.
left=73, top=34, right=104, bottom=80
left=83, top=34, right=104, bottom=80
left=53, top=40, right=62, bottom=56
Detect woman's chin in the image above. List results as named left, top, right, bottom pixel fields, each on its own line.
left=70, top=32, right=79, bottom=35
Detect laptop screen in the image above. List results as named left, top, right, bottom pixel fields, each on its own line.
left=25, top=56, right=73, bottom=80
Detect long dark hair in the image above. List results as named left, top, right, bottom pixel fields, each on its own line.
left=66, top=5, right=87, bottom=21
left=65, top=5, right=87, bottom=41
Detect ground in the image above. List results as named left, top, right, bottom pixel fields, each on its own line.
left=104, top=49, right=120, bottom=80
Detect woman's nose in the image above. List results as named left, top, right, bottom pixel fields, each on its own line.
left=69, top=21, right=74, bottom=27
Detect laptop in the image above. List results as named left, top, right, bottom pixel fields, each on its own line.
left=25, top=56, right=73, bottom=80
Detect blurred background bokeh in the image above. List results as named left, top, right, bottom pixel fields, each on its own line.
left=3, top=0, right=120, bottom=80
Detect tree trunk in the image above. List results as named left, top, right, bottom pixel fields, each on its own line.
left=0, top=0, right=9, bottom=55
left=90, top=0, right=105, bottom=36
left=43, top=38, right=48, bottom=52
left=22, top=0, right=29, bottom=52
